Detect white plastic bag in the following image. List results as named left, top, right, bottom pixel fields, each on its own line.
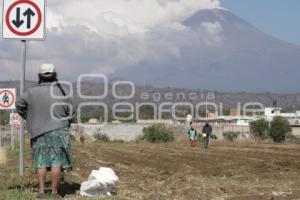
left=80, top=167, right=119, bottom=197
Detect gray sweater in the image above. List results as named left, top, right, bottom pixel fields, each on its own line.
left=16, top=82, right=75, bottom=139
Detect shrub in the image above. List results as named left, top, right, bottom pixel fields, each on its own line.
left=112, top=139, right=125, bottom=143
left=269, top=116, right=292, bottom=143
left=223, top=131, right=240, bottom=142
left=94, top=133, right=110, bottom=142
left=249, top=118, right=270, bottom=140
left=142, top=124, right=174, bottom=143
left=211, top=134, right=218, bottom=140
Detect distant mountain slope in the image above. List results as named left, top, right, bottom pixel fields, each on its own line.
left=114, top=9, right=300, bottom=93
left=1, top=81, right=300, bottom=110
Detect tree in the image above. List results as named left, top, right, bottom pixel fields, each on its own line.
left=269, top=116, right=291, bottom=142
left=249, top=118, right=270, bottom=140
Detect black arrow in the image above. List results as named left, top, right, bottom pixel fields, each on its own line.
left=23, top=8, right=35, bottom=29
left=12, top=7, right=24, bottom=28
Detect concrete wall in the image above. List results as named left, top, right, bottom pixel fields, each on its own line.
left=212, top=125, right=250, bottom=139
left=71, top=124, right=146, bottom=141
left=71, top=123, right=300, bottom=142
left=171, top=125, right=250, bottom=139
left=292, top=127, right=300, bottom=136
left=0, top=125, right=15, bottom=148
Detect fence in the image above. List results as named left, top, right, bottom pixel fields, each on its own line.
left=0, top=125, right=17, bottom=149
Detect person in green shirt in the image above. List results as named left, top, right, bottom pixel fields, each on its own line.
left=187, top=127, right=197, bottom=147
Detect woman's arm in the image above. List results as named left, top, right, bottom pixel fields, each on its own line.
left=16, top=92, right=29, bottom=120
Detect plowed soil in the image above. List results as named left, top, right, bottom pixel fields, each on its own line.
left=69, top=141, right=300, bottom=200
left=2, top=140, right=300, bottom=200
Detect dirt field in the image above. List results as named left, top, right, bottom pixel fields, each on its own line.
left=1, top=140, right=300, bottom=200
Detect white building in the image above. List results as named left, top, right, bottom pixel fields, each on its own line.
left=264, top=107, right=282, bottom=121
left=264, top=107, right=300, bottom=126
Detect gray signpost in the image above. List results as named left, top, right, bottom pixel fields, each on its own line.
left=19, top=40, right=26, bottom=176
left=2, top=0, right=46, bottom=176
left=10, top=120, right=14, bottom=150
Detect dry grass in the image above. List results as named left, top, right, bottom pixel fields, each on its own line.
left=0, top=148, right=7, bottom=165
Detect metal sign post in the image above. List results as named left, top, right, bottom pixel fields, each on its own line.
left=11, top=122, right=14, bottom=149
left=0, top=124, right=2, bottom=147
left=19, top=40, right=26, bottom=176
left=10, top=110, right=15, bottom=150
left=2, top=0, right=46, bottom=176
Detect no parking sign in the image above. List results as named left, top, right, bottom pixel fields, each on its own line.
left=2, top=0, right=45, bottom=40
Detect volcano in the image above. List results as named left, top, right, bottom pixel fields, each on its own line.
left=114, top=9, right=300, bottom=93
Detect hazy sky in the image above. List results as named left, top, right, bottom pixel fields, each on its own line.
left=221, top=0, right=300, bottom=45
left=0, top=0, right=224, bottom=80
left=0, top=0, right=299, bottom=91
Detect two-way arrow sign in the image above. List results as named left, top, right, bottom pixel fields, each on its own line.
left=2, top=0, right=45, bottom=40
left=12, top=7, right=36, bottom=29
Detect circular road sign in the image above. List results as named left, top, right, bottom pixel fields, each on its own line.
left=0, top=90, right=15, bottom=108
left=5, top=0, right=42, bottom=36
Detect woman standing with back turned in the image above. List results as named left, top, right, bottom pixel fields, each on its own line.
left=16, top=64, right=75, bottom=199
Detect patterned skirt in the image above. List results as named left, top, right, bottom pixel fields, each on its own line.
left=31, top=127, right=72, bottom=171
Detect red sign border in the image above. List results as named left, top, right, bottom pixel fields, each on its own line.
left=10, top=113, right=20, bottom=124
left=5, top=0, right=42, bottom=36
left=0, top=89, right=15, bottom=108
